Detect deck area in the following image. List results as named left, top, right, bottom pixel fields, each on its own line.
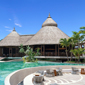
left=24, top=72, right=85, bottom=85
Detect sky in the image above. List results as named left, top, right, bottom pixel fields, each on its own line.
left=0, top=0, right=85, bottom=40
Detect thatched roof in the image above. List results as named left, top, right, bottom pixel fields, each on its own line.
left=0, top=14, right=69, bottom=46
left=20, top=35, right=34, bottom=45
left=0, top=28, right=20, bottom=46
left=25, top=14, right=69, bottom=45
left=42, top=13, right=57, bottom=27
left=0, top=28, right=34, bottom=46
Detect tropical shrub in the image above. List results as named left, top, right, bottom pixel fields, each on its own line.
left=70, top=48, right=85, bottom=62
left=19, top=45, right=40, bottom=62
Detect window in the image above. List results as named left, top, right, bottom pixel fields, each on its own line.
left=75, top=46, right=78, bottom=48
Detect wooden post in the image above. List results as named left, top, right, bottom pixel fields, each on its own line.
left=55, top=45, right=57, bottom=56
left=16, top=47, right=18, bottom=57
left=41, top=45, right=42, bottom=56
left=58, top=44, right=59, bottom=56
left=9, top=47, right=12, bottom=57
left=0, top=47, right=2, bottom=56
left=43, top=45, right=45, bottom=56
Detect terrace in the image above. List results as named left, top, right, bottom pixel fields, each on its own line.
left=5, top=65, right=85, bottom=85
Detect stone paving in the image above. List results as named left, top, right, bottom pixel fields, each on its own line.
left=43, top=73, right=85, bottom=85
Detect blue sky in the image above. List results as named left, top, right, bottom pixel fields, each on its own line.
left=0, top=0, right=85, bottom=40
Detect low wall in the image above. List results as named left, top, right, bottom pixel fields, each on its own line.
left=5, top=65, right=85, bottom=85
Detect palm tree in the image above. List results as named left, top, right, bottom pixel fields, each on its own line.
left=19, top=44, right=25, bottom=57
left=69, top=37, right=75, bottom=61
left=79, top=27, right=85, bottom=42
left=60, top=38, right=71, bottom=61
left=72, top=31, right=84, bottom=62
left=70, top=48, right=85, bottom=62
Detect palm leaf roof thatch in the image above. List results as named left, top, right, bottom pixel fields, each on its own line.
left=0, top=28, right=20, bottom=46
left=0, top=14, right=69, bottom=46
left=25, top=14, right=69, bottom=45
left=20, top=34, right=34, bottom=45
left=0, top=28, right=34, bottom=46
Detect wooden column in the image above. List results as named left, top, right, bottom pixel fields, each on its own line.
left=55, top=45, right=57, bottom=56
left=31, top=46, right=34, bottom=49
left=43, top=45, right=45, bottom=56
left=0, top=47, right=2, bottom=56
left=58, top=44, right=59, bottom=56
left=9, top=47, right=12, bottom=57
left=16, top=47, right=18, bottom=57
left=41, top=45, right=42, bottom=56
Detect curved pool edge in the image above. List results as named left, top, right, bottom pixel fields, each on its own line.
left=5, top=65, right=85, bottom=85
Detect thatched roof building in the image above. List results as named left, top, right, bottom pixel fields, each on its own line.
left=0, top=28, right=34, bottom=46
left=0, top=14, right=69, bottom=46
left=0, top=14, right=72, bottom=57
left=0, top=28, right=20, bottom=46
left=25, top=14, right=69, bottom=45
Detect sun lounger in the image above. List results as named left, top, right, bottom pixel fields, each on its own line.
left=32, top=75, right=44, bottom=85
left=45, top=69, right=55, bottom=77
left=71, top=67, right=79, bottom=74
left=56, top=67, right=63, bottom=76
left=36, top=70, right=45, bottom=75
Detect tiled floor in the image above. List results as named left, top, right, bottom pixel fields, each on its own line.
left=43, top=73, right=85, bottom=85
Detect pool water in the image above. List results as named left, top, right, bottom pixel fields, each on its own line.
left=0, top=61, right=84, bottom=85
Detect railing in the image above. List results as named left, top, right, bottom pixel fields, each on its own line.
left=45, top=52, right=55, bottom=56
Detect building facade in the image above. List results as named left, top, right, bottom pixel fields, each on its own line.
left=0, top=14, right=84, bottom=59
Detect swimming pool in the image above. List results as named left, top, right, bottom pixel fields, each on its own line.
left=0, top=61, right=85, bottom=85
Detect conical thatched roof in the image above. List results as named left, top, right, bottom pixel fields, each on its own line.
left=0, top=28, right=34, bottom=46
left=25, top=14, right=69, bottom=45
left=42, top=13, right=57, bottom=27
left=0, top=28, right=20, bottom=46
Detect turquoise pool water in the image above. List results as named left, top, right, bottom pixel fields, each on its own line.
left=0, top=61, right=85, bottom=85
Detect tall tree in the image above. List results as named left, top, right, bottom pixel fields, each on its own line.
left=70, top=27, right=85, bottom=62
left=60, top=38, right=71, bottom=61
left=79, top=27, right=85, bottom=42
left=69, top=37, right=75, bottom=61
left=70, top=48, right=85, bottom=62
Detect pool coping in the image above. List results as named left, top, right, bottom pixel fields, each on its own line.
left=5, top=65, right=85, bottom=85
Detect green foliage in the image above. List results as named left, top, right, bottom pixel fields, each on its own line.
left=19, top=44, right=25, bottom=53
left=70, top=48, right=85, bottom=60
left=68, top=26, right=85, bottom=62
left=83, top=59, right=85, bottom=63
left=60, top=38, right=70, bottom=48
left=60, top=38, right=71, bottom=61
left=79, top=27, right=85, bottom=42
left=22, top=57, right=26, bottom=62
left=23, top=45, right=40, bottom=62
left=26, top=57, right=29, bottom=62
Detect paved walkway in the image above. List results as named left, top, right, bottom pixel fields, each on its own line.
left=24, top=73, right=85, bottom=85
left=44, top=73, right=85, bottom=85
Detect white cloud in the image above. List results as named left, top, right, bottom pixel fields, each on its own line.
left=9, top=19, right=11, bottom=21
left=13, top=15, right=22, bottom=27
left=5, top=26, right=10, bottom=28
left=15, top=23, right=22, bottom=27
left=6, top=29, right=12, bottom=32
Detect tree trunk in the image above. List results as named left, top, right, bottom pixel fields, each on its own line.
left=78, top=42, right=80, bottom=63
left=66, top=47, right=69, bottom=61
left=70, top=52, right=72, bottom=61
left=78, top=56, right=80, bottom=63
left=70, top=45, right=74, bottom=61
